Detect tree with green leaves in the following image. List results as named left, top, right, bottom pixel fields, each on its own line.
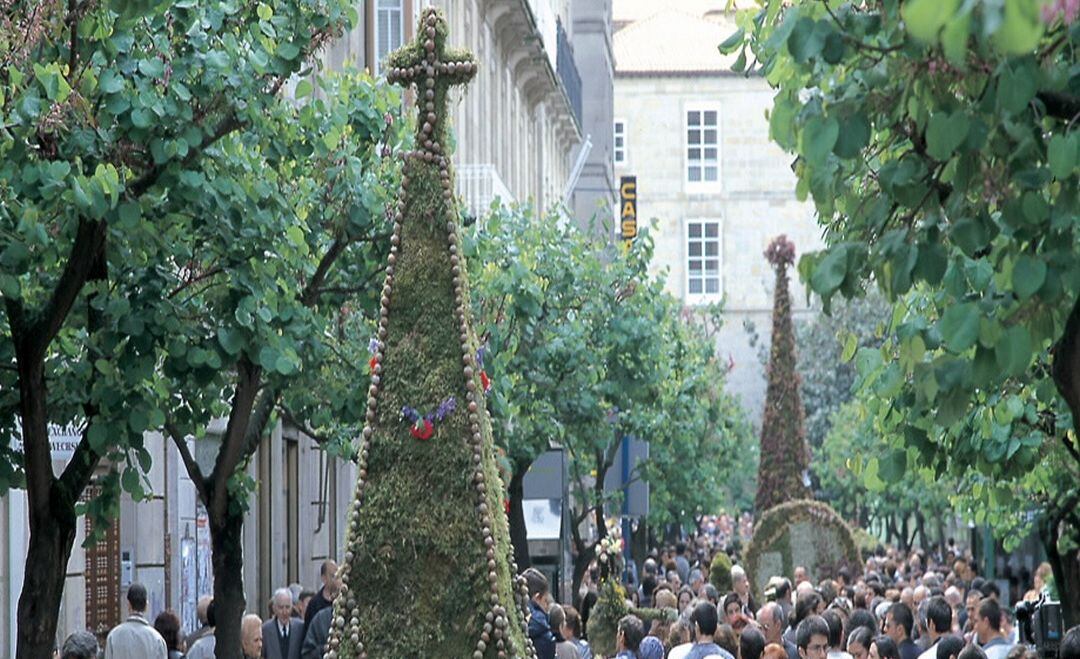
left=467, top=210, right=755, bottom=573
left=157, top=67, right=398, bottom=658
left=465, top=206, right=609, bottom=570
left=796, top=294, right=889, bottom=453
left=0, top=1, right=391, bottom=655
left=726, top=0, right=1080, bottom=623
left=756, top=235, right=811, bottom=512
left=816, top=399, right=953, bottom=551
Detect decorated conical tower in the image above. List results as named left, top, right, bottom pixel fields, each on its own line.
left=326, top=9, right=536, bottom=658
left=754, top=235, right=811, bottom=512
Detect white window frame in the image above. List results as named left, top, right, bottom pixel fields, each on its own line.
left=374, top=0, right=405, bottom=76
left=684, top=103, right=721, bottom=193
left=684, top=218, right=723, bottom=303
left=613, top=118, right=627, bottom=166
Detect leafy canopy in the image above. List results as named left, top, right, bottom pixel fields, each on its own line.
left=726, top=0, right=1079, bottom=533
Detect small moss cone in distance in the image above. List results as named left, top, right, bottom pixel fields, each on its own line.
left=754, top=236, right=811, bottom=513
left=326, top=9, right=536, bottom=658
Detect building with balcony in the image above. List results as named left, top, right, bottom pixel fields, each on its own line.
left=323, top=0, right=610, bottom=220
left=613, top=0, right=821, bottom=419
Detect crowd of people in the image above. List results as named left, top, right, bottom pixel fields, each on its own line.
left=48, top=538, right=1075, bottom=659
left=524, top=539, right=1072, bottom=659
left=52, top=558, right=343, bottom=659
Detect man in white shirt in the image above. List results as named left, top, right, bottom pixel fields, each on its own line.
left=104, top=583, right=167, bottom=659
left=263, top=587, right=306, bottom=659
left=918, top=597, right=954, bottom=659
left=974, top=598, right=1013, bottom=659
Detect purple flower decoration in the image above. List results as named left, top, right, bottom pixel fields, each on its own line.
left=368, top=337, right=380, bottom=354
left=433, top=396, right=457, bottom=422
left=475, top=346, right=486, bottom=370
left=401, top=396, right=457, bottom=437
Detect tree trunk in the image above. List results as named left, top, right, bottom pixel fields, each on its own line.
left=210, top=502, right=247, bottom=659
left=1042, top=514, right=1080, bottom=629
left=15, top=491, right=78, bottom=659
left=1052, top=293, right=1080, bottom=469
left=508, top=463, right=531, bottom=571
left=915, top=510, right=927, bottom=551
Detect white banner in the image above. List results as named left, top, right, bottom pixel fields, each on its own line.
left=9, top=420, right=83, bottom=461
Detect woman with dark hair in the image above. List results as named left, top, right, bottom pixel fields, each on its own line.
left=154, top=610, right=185, bottom=659
left=870, top=635, right=902, bottom=659
left=724, top=593, right=745, bottom=625
left=678, top=586, right=695, bottom=613
left=848, top=626, right=874, bottom=659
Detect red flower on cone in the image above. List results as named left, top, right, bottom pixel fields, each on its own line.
left=410, top=418, right=434, bottom=440
left=369, top=356, right=378, bottom=372
left=480, top=370, right=491, bottom=393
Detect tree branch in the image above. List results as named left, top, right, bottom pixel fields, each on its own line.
left=168, top=266, right=224, bottom=299
left=1038, top=91, right=1080, bottom=122
left=166, top=422, right=209, bottom=504
left=240, top=386, right=280, bottom=460
left=27, top=218, right=107, bottom=363
left=301, top=237, right=347, bottom=306
left=209, top=357, right=262, bottom=518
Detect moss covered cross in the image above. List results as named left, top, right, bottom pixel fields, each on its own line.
left=325, top=8, right=538, bottom=659
left=384, top=7, right=477, bottom=151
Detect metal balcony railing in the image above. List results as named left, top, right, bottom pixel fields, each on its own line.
left=556, top=19, right=582, bottom=126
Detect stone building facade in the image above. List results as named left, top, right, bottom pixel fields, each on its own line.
left=613, top=1, right=821, bottom=419
left=0, top=1, right=612, bottom=653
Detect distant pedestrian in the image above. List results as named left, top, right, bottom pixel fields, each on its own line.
left=185, top=601, right=216, bottom=659
left=186, top=596, right=214, bottom=648
left=524, top=567, right=556, bottom=659
left=548, top=603, right=581, bottom=659
left=296, top=590, right=315, bottom=621
left=614, top=614, right=645, bottom=659
left=303, top=559, right=338, bottom=627
left=153, top=610, right=185, bottom=659
left=973, top=598, right=1013, bottom=659
left=301, top=569, right=342, bottom=659
left=104, top=583, right=168, bottom=659
left=263, top=587, right=305, bottom=659
left=59, top=630, right=99, bottom=659
left=241, top=613, right=263, bottom=659
left=560, top=606, right=592, bottom=659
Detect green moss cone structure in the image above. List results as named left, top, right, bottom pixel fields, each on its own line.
left=326, top=9, right=535, bottom=658
left=754, top=236, right=811, bottom=513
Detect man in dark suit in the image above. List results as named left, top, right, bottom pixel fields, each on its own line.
left=262, top=588, right=304, bottom=659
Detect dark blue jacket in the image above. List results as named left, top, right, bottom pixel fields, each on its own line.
left=528, top=600, right=557, bottom=659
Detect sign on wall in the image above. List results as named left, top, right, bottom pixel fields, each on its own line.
left=620, top=176, right=637, bottom=244
left=9, top=421, right=82, bottom=461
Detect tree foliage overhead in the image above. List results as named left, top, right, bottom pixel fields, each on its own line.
left=727, top=0, right=1079, bottom=623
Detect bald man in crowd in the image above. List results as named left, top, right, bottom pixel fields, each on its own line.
left=303, top=559, right=338, bottom=627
